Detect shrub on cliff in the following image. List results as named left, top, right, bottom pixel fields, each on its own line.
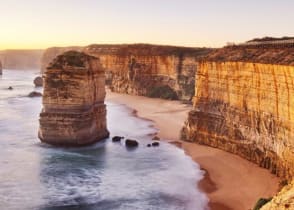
left=147, top=85, right=178, bottom=100
left=253, top=197, right=272, bottom=210
left=48, top=51, right=91, bottom=69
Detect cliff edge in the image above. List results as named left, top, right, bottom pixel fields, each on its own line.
left=206, top=40, right=294, bottom=66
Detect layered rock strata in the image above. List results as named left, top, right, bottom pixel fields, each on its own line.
left=86, top=44, right=213, bottom=101
left=39, top=51, right=109, bottom=146
left=42, top=44, right=212, bottom=101
left=182, top=62, right=294, bottom=180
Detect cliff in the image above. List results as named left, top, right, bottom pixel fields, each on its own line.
left=181, top=60, right=294, bottom=209
left=0, top=60, right=2, bottom=74
left=0, top=49, right=44, bottom=69
left=39, top=51, right=109, bottom=146
left=85, top=44, right=212, bottom=101
left=182, top=61, right=294, bottom=179
left=42, top=44, right=212, bottom=101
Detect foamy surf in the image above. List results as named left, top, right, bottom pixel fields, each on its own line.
left=0, top=69, right=208, bottom=210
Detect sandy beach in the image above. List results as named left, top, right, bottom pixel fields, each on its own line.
left=106, top=91, right=279, bottom=210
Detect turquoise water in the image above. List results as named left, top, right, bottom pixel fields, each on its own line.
left=0, top=70, right=208, bottom=210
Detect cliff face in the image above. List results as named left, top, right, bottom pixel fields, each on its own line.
left=182, top=62, right=294, bottom=179
left=0, top=60, right=2, bottom=74
left=39, top=51, right=109, bottom=146
left=87, top=44, right=212, bottom=100
left=0, top=49, right=44, bottom=70
left=42, top=44, right=212, bottom=101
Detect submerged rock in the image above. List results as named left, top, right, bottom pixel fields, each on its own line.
left=112, top=136, right=124, bottom=142
left=125, top=139, right=139, bottom=147
left=28, top=91, right=42, bottom=97
left=152, top=142, right=160, bottom=147
left=147, top=144, right=151, bottom=147
left=34, top=76, right=43, bottom=87
left=8, top=86, right=13, bottom=90
left=38, top=51, right=109, bottom=146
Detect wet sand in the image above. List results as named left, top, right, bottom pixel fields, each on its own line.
left=106, top=91, right=279, bottom=210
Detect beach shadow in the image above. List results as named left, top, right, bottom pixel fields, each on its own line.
left=198, top=168, right=218, bottom=193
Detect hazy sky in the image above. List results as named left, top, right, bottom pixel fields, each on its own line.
left=0, top=0, right=293, bottom=49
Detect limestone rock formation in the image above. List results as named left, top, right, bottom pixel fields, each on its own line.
left=38, top=51, right=109, bottom=146
left=182, top=62, right=294, bottom=179
left=42, top=44, right=212, bottom=101
left=125, top=139, right=139, bottom=147
left=34, top=76, right=43, bottom=87
left=85, top=44, right=212, bottom=101
left=152, top=142, right=160, bottom=147
left=112, top=136, right=124, bottom=142
left=28, top=91, right=42, bottom=97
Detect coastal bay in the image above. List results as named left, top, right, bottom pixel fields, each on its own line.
left=107, top=91, right=280, bottom=210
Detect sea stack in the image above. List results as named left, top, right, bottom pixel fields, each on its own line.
left=38, top=51, right=109, bottom=146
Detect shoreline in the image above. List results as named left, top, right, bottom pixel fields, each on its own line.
left=106, top=91, right=280, bottom=210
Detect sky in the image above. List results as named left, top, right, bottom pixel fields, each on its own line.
left=0, top=0, right=293, bottom=50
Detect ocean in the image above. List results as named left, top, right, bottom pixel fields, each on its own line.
left=0, top=69, right=208, bottom=210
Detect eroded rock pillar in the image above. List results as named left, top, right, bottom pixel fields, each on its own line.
left=39, top=51, right=109, bottom=146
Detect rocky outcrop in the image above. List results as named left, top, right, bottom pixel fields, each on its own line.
left=112, top=136, right=123, bottom=142
left=261, top=180, right=294, bottom=210
left=125, top=139, right=139, bottom=147
left=28, top=91, right=42, bottom=97
left=0, top=49, right=44, bottom=70
left=0, top=60, right=2, bottom=75
left=182, top=62, right=294, bottom=179
left=34, top=76, right=43, bottom=87
left=38, top=51, right=109, bottom=146
left=42, top=44, right=212, bottom=101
